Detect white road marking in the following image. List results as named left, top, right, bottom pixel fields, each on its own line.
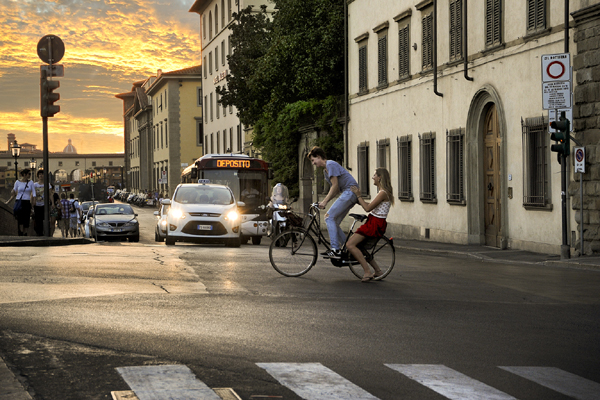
left=500, top=366, right=600, bottom=400
left=116, top=365, right=221, bottom=400
left=386, top=364, right=517, bottom=400
left=256, top=362, right=379, bottom=400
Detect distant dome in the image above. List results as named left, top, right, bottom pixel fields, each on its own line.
left=63, top=139, right=77, bottom=154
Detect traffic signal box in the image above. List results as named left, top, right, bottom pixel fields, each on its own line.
left=41, top=73, right=60, bottom=117
left=550, top=113, right=570, bottom=158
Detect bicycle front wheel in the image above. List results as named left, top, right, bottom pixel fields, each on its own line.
left=349, top=236, right=395, bottom=281
left=269, top=229, right=317, bottom=277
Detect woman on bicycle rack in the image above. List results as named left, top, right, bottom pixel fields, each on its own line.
left=349, top=168, right=394, bottom=282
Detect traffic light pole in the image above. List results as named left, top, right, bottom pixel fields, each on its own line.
left=42, top=114, right=50, bottom=237
left=560, top=154, right=569, bottom=259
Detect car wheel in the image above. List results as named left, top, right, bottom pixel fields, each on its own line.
left=240, top=235, right=249, bottom=244
left=154, top=230, right=159, bottom=242
left=252, top=236, right=262, bottom=245
left=130, top=234, right=139, bottom=242
left=166, top=237, right=175, bottom=245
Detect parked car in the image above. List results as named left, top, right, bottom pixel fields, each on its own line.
left=89, top=203, right=139, bottom=242
left=80, top=201, right=99, bottom=223
left=154, top=202, right=170, bottom=242
left=163, top=181, right=244, bottom=247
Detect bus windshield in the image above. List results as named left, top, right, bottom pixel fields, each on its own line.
left=202, top=169, right=267, bottom=209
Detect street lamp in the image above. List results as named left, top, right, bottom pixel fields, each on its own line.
left=30, top=158, right=37, bottom=175
left=11, top=140, right=21, bottom=184
left=103, top=168, right=107, bottom=186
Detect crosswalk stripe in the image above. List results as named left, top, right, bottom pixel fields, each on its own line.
left=257, top=362, right=380, bottom=400
left=116, top=365, right=222, bottom=400
left=499, top=366, right=600, bottom=400
left=385, top=364, right=517, bottom=400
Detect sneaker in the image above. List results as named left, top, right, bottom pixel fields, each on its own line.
left=323, top=249, right=342, bottom=259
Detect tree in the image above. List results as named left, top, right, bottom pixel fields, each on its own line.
left=218, top=0, right=345, bottom=194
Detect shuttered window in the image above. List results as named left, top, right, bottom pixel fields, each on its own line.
left=449, top=0, right=463, bottom=61
left=422, top=13, right=433, bottom=70
left=359, top=44, right=368, bottom=93
left=357, top=142, right=370, bottom=197
left=446, top=128, right=465, bottom=204
left=420, top=132, right=436, bottom=202
left=527, top=0, right=546, bottom=32
left=398, top=24, right=410, bottom=79
left=397, top=135, right=413, bottom=201
left=485, top=0, right=502, bottom=46
left=522, top=117, right=549, bottom=207
left=378, top=34, right=388, bottom=87
left=377, top=138, right=390, bottom=170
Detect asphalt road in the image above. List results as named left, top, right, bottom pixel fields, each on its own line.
left=0, top=204, right=599, bottom=400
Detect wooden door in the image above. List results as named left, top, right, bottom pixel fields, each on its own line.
left=484, top=105, right=501, bottom=247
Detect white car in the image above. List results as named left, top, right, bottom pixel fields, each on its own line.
left=163, top=181, right=244, bottom=247
left=154, top=203, right=169, bottom=242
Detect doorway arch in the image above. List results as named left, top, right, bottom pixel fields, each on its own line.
left=465, top=85, right=508, bottom=248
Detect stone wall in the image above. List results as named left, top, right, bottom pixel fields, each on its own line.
left=572, top=4, right=600, bottom=255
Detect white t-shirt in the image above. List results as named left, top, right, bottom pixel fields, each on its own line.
left=13, top=180, right=35, bottom=201
left=69, top=199, right=81, bottom=220
left=33, top=182, right=52, bottom=207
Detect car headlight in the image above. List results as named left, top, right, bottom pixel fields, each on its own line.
left=170, top=209, right=185, bottom=219
left=97, top=222, right=111, bottom=227
left=226, top=210, right=239, bottom=221
left=124, top=220, right=138, bottom=227
left=160, top=219, right=167, bottom=227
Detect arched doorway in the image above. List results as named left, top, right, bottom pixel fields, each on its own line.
left=466, top=85, right=507, bottom=248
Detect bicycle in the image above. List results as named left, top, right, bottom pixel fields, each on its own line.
left=268, top=203, right=395, bottom=280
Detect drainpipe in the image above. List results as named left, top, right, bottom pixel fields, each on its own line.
left=433, top=0, right=443, bottom=97
left=463, top=0, right=473, bottom=81
left=344, top=0, right=349, bottom=169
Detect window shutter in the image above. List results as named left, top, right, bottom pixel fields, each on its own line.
left=359, top=45, right=368, bottom=92
left=449, top=0, right=462, bottom=61
left=398, top=25, right=409, bottom=78
left=378, top=35, right=388, bottom=86
left=422, top=14, right=433, bottom=69
left=486, top=0, right=501, bottom=46
left=527, top=0, right=546, bottom=31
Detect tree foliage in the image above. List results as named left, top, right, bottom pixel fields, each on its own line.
left=217, top=0, right=345, bottom=195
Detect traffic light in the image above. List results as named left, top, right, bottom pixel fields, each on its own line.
left=41, top=75, right=60, bottom=117
left=550, top=113, right=570, bottom=158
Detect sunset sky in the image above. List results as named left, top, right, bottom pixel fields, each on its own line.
left=0, top=0, right=201, bottom=154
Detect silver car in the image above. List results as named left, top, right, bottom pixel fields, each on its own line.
left=89, top=204, right=139, bottom=242
left=154, top=202, right=170, bottom=242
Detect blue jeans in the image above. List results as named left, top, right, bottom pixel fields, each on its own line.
left=325, top=190, right=358, bottom=250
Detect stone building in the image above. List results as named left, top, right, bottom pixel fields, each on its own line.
left=572, top=2, right=600, bottom=255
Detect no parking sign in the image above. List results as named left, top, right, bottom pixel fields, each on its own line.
left=574, top=147, right=586, bottom=173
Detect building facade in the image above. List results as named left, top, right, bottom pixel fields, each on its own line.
left=189, top=0, right=274, bottom=157
left=345, top=0, right=595, bottom=255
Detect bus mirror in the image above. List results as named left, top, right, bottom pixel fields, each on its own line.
left=190, top=167, right=198, bottom=179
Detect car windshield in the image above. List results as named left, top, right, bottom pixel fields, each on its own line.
left=95, top=205, right=134, bottom=215
left=174, top=186, right=233, bottom=205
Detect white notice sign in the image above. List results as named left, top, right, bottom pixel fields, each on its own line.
left=541, top=53, right=572, bottom=110
left=543, top=81, right=571, bottom=109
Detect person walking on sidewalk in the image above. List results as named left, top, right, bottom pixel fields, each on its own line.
left=59, top=192, right=71, bottom=238
left=349, top=168, right=394, bottom=282
left=4, top=169, right=36, bottom=236
left=307, top=146, right=359, bottom=258
left=33, top=169, right=53, bottom=236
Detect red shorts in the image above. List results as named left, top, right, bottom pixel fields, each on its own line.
left=355, top=214, right=387, bottom=238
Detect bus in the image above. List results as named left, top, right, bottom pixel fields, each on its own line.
left=181, top=154, right=272, bottom=245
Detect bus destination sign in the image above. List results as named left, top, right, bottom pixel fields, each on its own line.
left=216, top=159, right=252, bottom=169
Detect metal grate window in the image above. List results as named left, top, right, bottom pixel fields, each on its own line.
left=449, top=0, right=463, bottom=61
left=522, top=117, right=549, bottom=207
left=357, top=142, right=370, bottom=197
left=377, top=138, right=390, bottom=170
left=398, top=24, right=410, bottom=79
left=527, top=0, right=546, bottom=32
left=378, top=34, right=388, bottom=87
left=422, top=13, right=433, bottom=70
left=397, top=135, right=413, bottom=201
left=419, top=132, right=436, bottom=202
left=485, top=0, right=502, bottom=46
left=446, top=128, right=465, bottom=204
left=359, top=45, right=368, bottom=93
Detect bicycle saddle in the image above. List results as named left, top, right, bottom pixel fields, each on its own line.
left=349, top=213, right=367, bottom=222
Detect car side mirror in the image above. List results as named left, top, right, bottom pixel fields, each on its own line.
left=153, top=211, right=159, bottom=217
left=237, top=201, right=246, bottom=207
left=162, top=199, right=171, bottom=205
left=134, top=213, right=138, bottom=217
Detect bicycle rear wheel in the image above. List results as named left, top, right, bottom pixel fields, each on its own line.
left=349, top=236, right=395, bottom=281
left=269, top=229, right=317, bottom=277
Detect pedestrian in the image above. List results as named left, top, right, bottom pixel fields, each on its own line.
left=68, top=193, right=81, bottom=237
left=59, top=192, right=71, bottom=238
left=50, top=192, right=60, bottom=237
left=348, top=168, right=395, bottom=282
left=307, top=146, right=359, bottom=258
left=33, top=170, right=53, bottom=236
left=4, top=169, right=36, bottom=236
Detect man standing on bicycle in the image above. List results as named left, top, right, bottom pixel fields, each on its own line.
left=307, top=146, right=359, bottom=259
